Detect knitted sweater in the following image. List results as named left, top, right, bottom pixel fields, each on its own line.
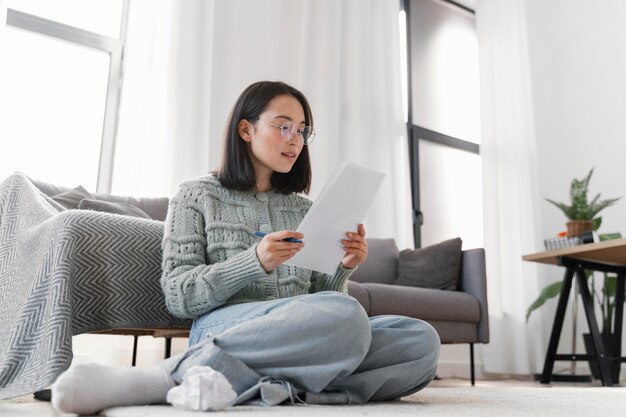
left=161, top=174, right=355, bottom=319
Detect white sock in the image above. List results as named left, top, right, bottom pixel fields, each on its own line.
left=52, top=363, right=175, bottom=415
left=166, top=365, right=237, bottom=411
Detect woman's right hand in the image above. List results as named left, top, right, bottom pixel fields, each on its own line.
left=256, top=231, right=305, bottom=272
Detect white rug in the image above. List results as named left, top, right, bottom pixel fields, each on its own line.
left=102, top=385, right=626, bottom=417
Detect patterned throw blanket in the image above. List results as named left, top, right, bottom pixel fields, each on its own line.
left=0, top=173, right=189, bottom=399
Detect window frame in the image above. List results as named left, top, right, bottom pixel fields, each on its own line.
left=6, top=3, right=129, bottom=193
left=403, top=0, right=479, bottom=247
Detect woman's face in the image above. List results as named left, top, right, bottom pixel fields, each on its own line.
left=242, top=94, right=306, bottom=180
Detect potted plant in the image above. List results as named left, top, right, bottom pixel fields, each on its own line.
left=545, top=168, right=620, bottom=237
left=527, top=168, right=622, bottom=380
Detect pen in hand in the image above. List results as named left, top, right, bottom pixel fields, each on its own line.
left=255, top=231, right=303, bottom=243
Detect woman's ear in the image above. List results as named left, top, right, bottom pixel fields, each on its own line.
left=238, top=120, right=253, bottom=142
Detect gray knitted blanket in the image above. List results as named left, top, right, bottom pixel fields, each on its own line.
left=0, top=173, right=189, bottom=399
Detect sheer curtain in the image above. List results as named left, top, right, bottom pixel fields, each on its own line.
left=476, top=0, right=546, bottom=374
left=1, top=1, right=6, bottom=71
left=114, top=0, right=413, bottom=248
left=0, top=1, right=7, bottom=138
left=0, top=1, right=5, bottom=34
left=111, top=0, right=212, bottom=198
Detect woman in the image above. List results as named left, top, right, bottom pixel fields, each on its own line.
left=52, top=81, right=440, bottom=414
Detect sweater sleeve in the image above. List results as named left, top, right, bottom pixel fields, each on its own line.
left=160, top=184, right=269, bottom=318
left=309, top=264, right=356, bottom=294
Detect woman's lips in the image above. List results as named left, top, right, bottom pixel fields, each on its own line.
left=281, top=152, right=297, bottom=160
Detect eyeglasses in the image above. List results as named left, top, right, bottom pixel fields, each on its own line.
left=256, top=119, right=316, bottom=145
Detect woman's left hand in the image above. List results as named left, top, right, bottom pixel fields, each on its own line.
left=341, top=224, right=368, bottom=269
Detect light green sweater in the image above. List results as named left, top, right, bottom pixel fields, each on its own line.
left=161, top=174, right=355, bottom=319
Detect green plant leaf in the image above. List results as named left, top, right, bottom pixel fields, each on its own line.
left=526, top=281, right=563, bottom=322
left=593, top=217, right=602, bottom=231
left=604, top=275, right=617, bottom=298
left=589, top=197, right=621, bottom=218
left=545, top=198, right=572, bottom=219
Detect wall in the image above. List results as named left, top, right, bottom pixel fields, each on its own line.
left=525, top=0, right=626, bottom=236
left=524, top=0, right=626, bottom=375
left=439, top=0, right=626, bottom=380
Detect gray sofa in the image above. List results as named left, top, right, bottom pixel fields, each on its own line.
left=347, top=238, right=489, bottom=385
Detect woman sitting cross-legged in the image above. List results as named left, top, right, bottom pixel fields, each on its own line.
left=52, top=81, right=440, bottom=415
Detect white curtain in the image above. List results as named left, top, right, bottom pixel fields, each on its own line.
left=0, top=0, right=5, bottom=32
left=0, top=2, right=7, bottom=128
left=476, top=0, right=547, bottom=374
left=0, top=1, right=6, bottom=63
left=113, top=0, right=413, bottom=248
left=112, top=0, right=210, bottom=198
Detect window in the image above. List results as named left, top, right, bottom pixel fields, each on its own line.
left=403, top=0, right=482, bottom=248
left=0, top=0, right=128, bottom=192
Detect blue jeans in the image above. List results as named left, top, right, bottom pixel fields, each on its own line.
left=162, top=292, right=439, bottom=404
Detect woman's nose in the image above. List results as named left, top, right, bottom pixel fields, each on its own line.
left=286, top=129, right=303, bottom=145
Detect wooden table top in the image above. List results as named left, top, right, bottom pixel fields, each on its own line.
left=522, top=238, right=626, bottom=266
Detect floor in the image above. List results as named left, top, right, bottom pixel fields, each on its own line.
left=2, top=376, right=625, bottom=417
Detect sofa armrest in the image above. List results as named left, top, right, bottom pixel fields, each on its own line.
left=459, top=248, right=489, bottom=343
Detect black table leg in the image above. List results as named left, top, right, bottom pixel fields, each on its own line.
left=541, top=267, right=575, bottom=383
left=612, top=272, right=625, bottom=380
left=576, top=268, right=613, bottom=386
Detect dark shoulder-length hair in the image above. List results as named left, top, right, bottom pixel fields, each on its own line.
left=215, top=81, right=313, bottom=194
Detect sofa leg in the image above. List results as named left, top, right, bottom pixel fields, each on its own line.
left=132, top=335, right=139, bottom=366
left=164, top=337, right=172, bottom=359
left=470, top=343, right=475, bottom=386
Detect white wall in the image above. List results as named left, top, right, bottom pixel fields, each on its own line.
left=524, top=0, right=626, bottom=374
left=525, top=0, right=626, bottom=237
left=439, top=1, right=626, bottom=380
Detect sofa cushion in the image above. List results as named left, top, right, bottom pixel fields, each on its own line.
left=51, top=185, right=93, bottom=209
left=396, top=237, right=462, bottom=290
left=92, top=193, right=170, bottom=221
left=30, top=177, right=169, bottom=221
left=363, top=282, right=480, bottom=323
left=347, top=281, right=370, bottom=315
left=30, top=176, right=70, bottom=197
left=77, top=198, right=152, bottom=219
left=349, top=238, right=399, bottom=285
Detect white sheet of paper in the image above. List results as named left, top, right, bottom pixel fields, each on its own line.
left=286, top=161, right=386, bottom=274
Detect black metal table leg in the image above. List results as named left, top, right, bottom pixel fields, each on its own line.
left=576, top=268, right=613, bottom=386
left=612, top=272, right=625, bottom=381
left=541, top=266, right=575, bottom=383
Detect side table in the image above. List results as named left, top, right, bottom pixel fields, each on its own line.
left=523, top=238, right=626, bottom=386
